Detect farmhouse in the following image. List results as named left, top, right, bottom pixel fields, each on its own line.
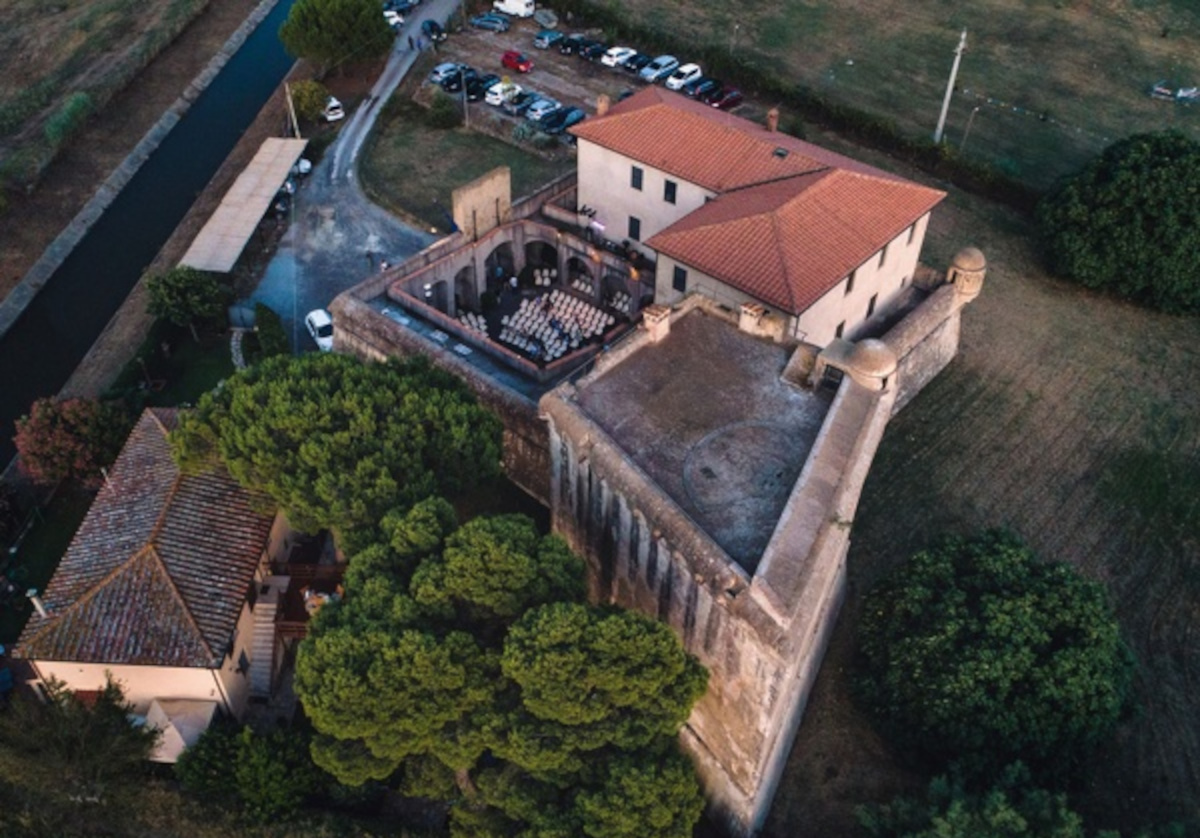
left=12, top=408, right=298, bottom=759
left=329, top=86, right=985, bottom=836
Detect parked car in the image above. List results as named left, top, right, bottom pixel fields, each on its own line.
left=428, top=61, right=467, bottom=85
left=601, top=46, right=637, bottom=68
left=383, top=9, right=404, bottom=29
left=466, top=73, right=501, bottom=101
left=682, top=76, right=721, bottom=100
left=501, top=50, right=534, bottom=73
left=442, top=67, right=478, bottom=92
left=486, top=80, right=522, bottom=106
left=421, top=19, right=447, bottom=43
left=702, top=85, right=744, bottom=110
left=525, top=96, right=561, bottom=121
left=558, top=33, right=587, bottom=55
left=533, top=28, right=563, bottom=49
left=579, top=40, right=608, bottom=61
left=322, top=97, right=345, bottom=122
left=541, top=106, right=587, bottom=134
left=470, top=12, right=511, bottom=31
left=621, top=53, right=652, bottom=75
left=639, top=55, right=679, bottom=83
left=305, top=309, right=334, bottom=352
left=665, top=63, right=702, bottom=90
left=502, top=89, right=539, bottom=115
left=493, top=0, right=534, bottom=17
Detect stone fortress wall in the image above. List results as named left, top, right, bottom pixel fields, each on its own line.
left=331, top=168, right=987, bottom=833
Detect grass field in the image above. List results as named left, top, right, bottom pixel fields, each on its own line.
left=360, top=94, right=575, bottom=231
left=0, top=0, right=208, bottom=186
left=761, top=130, right=1200, bottom=835
left=608, top=0, right=1200, bottom=188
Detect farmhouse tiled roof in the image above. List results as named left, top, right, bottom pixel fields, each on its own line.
left=569, top=86, right=912, bottom=192
left=15, top=408, right=274, bottom=669
left=646, top=170, right=945, bottom=315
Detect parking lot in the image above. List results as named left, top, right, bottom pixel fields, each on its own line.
left=420, top=13, right=762, bottom=133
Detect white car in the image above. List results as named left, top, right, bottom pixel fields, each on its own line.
left=665, top=63, right=702, bottom=91
left=525, top=97, right=560, bottom=121
left=601, top=46, right=637, bottom=68
left=305, top=309, right=334, bottom=352
left=639, top=55, right=679, bottom=83
left=485, top=81, right=523, bottom=106
left=383, top=9, right=404, bottom=28
left=322, top=97, right=345, bottom=122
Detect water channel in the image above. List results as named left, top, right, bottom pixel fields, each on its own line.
left=0, top=0, right=297, bottom=465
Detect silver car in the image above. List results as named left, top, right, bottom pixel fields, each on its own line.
left=525, top=97, right=561, bottom=122
left=640, top=55, right=679, bottom=83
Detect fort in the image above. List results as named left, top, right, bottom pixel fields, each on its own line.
left=329, top=88, right=986, bottom=835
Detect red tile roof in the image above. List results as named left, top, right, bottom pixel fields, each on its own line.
left=15, top=408, right=274, bottom=669
left=647, top=170, right=945, bottom=314
left=572, top=87, right=945, bottom=314
left=570, top=87, right=912, bottom=192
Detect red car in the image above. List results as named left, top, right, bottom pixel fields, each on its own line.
left=701, top=85, right=744, bottom=111
left=501, top=50, right=534, bottom=73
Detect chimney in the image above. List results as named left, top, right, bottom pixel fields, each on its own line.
left=642, top=304, right=671, bottom=344
left=596, top=94, right=611, bottom=117
left=766, top=107, right=780, bottom=132
left=27, top=589, right=47, bottom=619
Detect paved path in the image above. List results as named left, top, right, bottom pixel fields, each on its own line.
left=251, top=0, right=463, bottom=348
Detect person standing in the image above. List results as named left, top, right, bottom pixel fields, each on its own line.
left=408, top=34, right=415, bottom=51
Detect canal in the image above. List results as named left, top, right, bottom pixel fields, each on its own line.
left=0, top=0, right=296, bottom=465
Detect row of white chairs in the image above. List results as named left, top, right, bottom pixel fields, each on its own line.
left=570, top=277, right=594, bottom=295
left=608, top=290, right=632, bottom=314
left=457, top=311, right=487, bottom=335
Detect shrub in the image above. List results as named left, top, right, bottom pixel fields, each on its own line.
left=253, top=302, right=291, bottom=359
left=43, top=92, right=93, bottom=147
left=14, top=397, right=131, bottom=488
left=290, top=79, right=332, bottom=123
left=427, top=90, right=462, bottom=129
left=1037, top=131, right=1200, bottom=313
left=856, top=530, right=1134, bottom=783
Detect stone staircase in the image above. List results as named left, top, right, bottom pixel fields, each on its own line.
left=249, top=576, right=289, bottom=699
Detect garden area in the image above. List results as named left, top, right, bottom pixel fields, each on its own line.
left=359, top=58, right=574, bottom=232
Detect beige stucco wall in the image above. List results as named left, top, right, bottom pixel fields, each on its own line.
left=794, top=212, right=930, bottom=345
left=654, top=212, right=932, bottom=347
left=575, top=139, right=714, bottom=255
left=32, top=661, right=228, bottom=715
left=215, top=599, right=258, bottom=717
left=653, top=255, right=766, bottom=314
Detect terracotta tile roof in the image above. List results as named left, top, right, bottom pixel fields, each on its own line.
left=646, top=170, right=945, bottom=314
left=15, top=408, right=274, bottom=669
left=570, top=87, right=911, bottom=192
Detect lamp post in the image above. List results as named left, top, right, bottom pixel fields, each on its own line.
left=730, top=23, right=740, bottom=57
left=460, top=66, right=470, bottom=129
left=960, top=105, right=981, bottom=152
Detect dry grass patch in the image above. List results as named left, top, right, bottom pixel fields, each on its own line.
left=764, top=152, right=1200, bottom=834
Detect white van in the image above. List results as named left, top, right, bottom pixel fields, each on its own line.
left=493, top=0, right=534, bottom=17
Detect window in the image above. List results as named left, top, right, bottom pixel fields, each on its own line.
left=628, top=216, right=641, bottom=241
left=664, top=179, right=677, bottom=204
left=631, top=166, right=643, bottom=191
left=835, top=321, right=845, bottom=339
left=867, top=293, right=878, bottom=318
left=672, top=265, right=688, bottom=292
left=907, top=222, right=917, bottom=245
left=844, top=270, right=856, bottom=296
left=878, top=244, right=888, bottom=268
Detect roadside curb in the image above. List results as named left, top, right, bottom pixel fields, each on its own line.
left=0, top=0, right=283, bottom=343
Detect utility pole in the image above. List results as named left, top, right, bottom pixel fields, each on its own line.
left=284, top=82, right=302, bottom=139
left=933, top=28, right=967, bottom=145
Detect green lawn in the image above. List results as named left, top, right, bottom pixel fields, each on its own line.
left=0, top=489, right=93, bottom=644
left=360, top=99, right=575, bottom=232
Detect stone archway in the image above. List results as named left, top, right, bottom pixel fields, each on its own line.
left=484, top=242, right=516, bottom=291
left=525, top=240, right=558, bottom=275
left=454, top=264, right=478, bottom=313
left=421, top=280, right=449, bottom=314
